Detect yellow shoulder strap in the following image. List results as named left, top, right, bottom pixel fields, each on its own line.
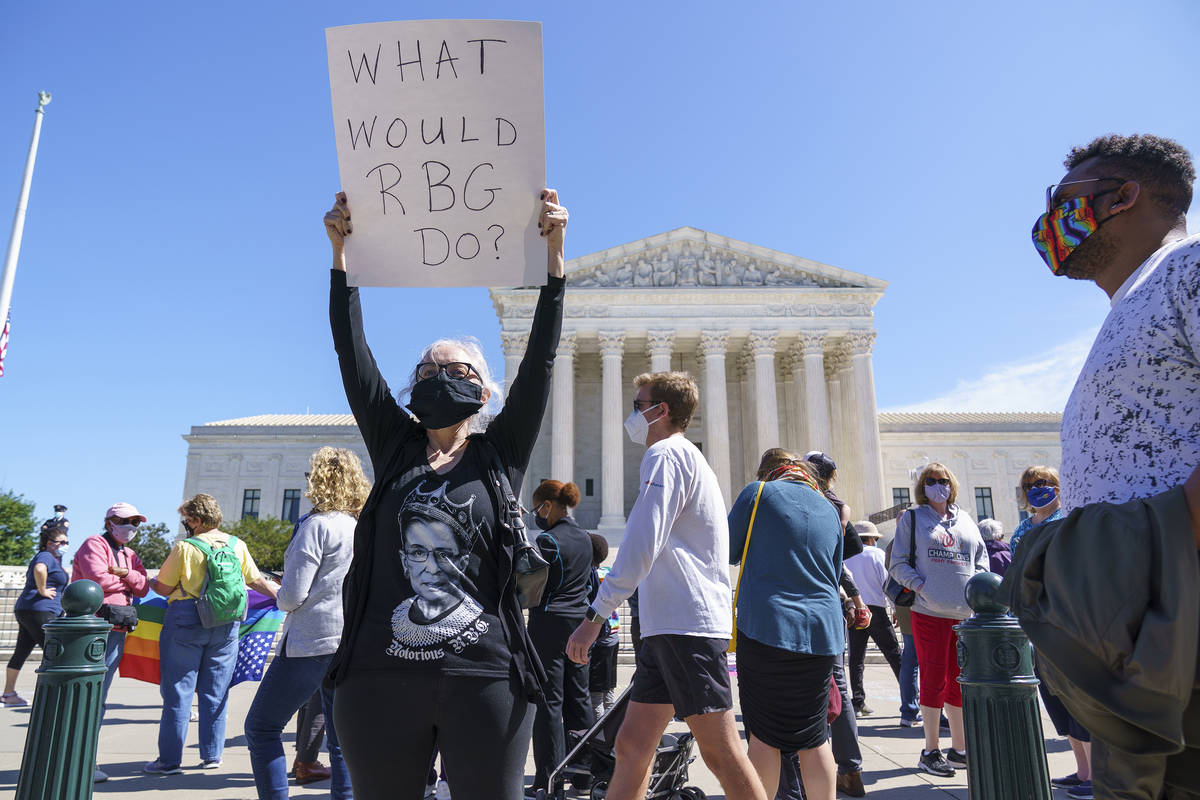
left=731, top=481, right=766, bottom=617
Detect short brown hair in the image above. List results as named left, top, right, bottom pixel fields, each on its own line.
left=633, top=371, right=699, bottom=431
left=914, top=462, right=959, bottom=507
left=178, top=493, right=223, bottom=529
left=1017, top=465, right=1060, bottom=511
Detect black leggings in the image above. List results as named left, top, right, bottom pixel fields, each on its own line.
left=528, top=613, right=593, bottom=791
left=8, top=610, right=57, bottom=671
left=333, top=669, right=534, bottom=800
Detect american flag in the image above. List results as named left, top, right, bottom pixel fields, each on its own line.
left=231, top=591, right=286, bottom=685
left=233, top=630, right=279, bottom=684
left=0, top=311, right=9, bottom=377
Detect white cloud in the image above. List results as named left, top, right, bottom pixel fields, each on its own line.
left=885, top=326, right=1100, bottom=413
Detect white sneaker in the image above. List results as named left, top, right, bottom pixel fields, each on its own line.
left=200, top=759, right=222, bottom=769
left=93, top=769, right=108, bottom=783
left=189, top=707, right=199, bottom=722
left=435, top=779, right=451, bottom=800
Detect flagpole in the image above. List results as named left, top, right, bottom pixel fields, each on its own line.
left=0, top=91, right=52, bottom=335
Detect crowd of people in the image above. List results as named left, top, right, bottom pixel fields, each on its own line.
left=6, top=131, right=1198, bottom=800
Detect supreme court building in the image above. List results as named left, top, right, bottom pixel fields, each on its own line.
left=182, top=228, right=1062, bottom=539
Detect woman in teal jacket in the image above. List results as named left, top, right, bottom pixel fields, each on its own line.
left=729, top=456, right=843, bottom=800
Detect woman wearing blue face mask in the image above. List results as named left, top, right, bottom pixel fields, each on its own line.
left=4, top=524, right=70, bottom=707
left=322, top=189, right=568, bottom=800
left=1010, top=465, right=1063, bottom=555
left=1010, top=466, right=1094, bottom=798
left=888, top=463, right=989, bottom=779
left=526, top=479, right=593, bottom=797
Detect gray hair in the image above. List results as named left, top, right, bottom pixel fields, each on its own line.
left=978, top=518, right=1005, bottom=541
left=400, top=336, right=503, bottom=433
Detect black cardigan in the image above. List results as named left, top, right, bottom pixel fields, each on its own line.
left=325, top=269, right=564, bottom=699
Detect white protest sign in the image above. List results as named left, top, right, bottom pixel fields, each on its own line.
left=326, top=20, right=545, bottom=287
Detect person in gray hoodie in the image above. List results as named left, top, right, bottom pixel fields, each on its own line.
left=244, top=447, right=369, bottom=800
left=889, top=462, right=988, bottom=779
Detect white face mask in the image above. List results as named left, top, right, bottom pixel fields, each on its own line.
left=623, top=403, right=662, bottom=445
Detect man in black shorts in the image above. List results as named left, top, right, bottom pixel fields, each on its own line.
left=567, top=371, right=767, bottom=800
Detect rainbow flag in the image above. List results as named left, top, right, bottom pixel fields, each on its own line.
left=119, top=590, right=285, bottom=685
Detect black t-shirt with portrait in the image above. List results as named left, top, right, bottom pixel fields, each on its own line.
left=351, top=457, right=510, bottom=677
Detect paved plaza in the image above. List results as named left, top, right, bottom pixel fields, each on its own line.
left=0, top=658, right=1078, bottom=799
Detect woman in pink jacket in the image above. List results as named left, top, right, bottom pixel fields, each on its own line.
left=71, top=502, right=150, bottom=719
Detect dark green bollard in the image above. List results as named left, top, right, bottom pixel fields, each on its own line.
left=955, top=571, right=1052, bottom=800
left=16, top=580, right=112, bottom=800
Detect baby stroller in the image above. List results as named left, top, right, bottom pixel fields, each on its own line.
left=535, top=685, right=706, bottom=800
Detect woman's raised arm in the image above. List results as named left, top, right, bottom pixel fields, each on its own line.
left=325, top=192, right=414, bottom=462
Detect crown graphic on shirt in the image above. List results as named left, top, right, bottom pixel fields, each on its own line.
left=399, top=480, right=486, bottom=550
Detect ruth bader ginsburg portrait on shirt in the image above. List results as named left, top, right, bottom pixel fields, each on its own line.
left=387, top=480, right=491, bottom=660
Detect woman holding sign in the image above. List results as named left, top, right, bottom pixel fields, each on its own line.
left=323, top=189, right=567, bottom=800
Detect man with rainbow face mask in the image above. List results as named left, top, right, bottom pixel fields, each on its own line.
left=1029, top=134, right=1199, bottom=799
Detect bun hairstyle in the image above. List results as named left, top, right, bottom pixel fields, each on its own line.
left=532, top=479, right=581, bottom=509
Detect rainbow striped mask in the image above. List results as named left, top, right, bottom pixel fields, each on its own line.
left=1032, top=195, right=1103, bottom=275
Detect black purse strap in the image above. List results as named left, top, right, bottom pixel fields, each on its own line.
left=908, top=508, right=917, bottom=568
left=470, top=435, right=533, bottom=551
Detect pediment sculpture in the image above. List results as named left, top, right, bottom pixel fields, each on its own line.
left=568, top=242, right=850, bottom=289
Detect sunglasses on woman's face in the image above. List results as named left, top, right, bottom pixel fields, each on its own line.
left=924, top=477, right=951, bottom=487
left=1022, top=478, right=1054, bottom=491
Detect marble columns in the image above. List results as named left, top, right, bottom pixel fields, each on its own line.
left=798, top=333, right=832, bottom=455
left=848, top=332, right=886, bottom=515
left=748, top=330, right=780, bottom=461
left=550, top=332, right=577, bottom=482
left=825, top=349, right=846, bottom=464
left=698, top=331, right=733, bottom=505
left=646, top=330, right=675, bottom=373
left=500, top=331, right=528, bottom=395
left=598, top=331, right=627, bottom=534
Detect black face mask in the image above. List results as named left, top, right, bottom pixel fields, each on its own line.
left=407, top=371, right=484, bottom=430
left=534, top=513, right=553, bottom=531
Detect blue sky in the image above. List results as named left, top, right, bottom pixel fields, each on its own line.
left=1, top=1, right=1197, bottom=552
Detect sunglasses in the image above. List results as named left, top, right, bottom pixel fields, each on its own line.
left=416, top=361, right=477, bottom=381
left=924, top=477, right=951, bottom=487
left=110, top=517, right=141, bottom=526
left=1022, top=478, right=1054, bottom=491
left=52, top=539, right=69, bottom=546
left=1044, top=177, right=1124, bottom=213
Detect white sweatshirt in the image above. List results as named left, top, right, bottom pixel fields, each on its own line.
left=591, top=434, right=732, bottom=639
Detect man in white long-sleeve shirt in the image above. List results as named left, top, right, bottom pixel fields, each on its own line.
left=567, top=371, right=767, bottom=800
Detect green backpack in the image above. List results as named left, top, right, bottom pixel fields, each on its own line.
left=184, top=535, right=248, bottom=628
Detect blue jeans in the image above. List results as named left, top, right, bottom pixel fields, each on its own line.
left=157, top=599, right=238, bottom=765
left=245, top=650, right=350, bottom=800
left=100, top=629, right=126, bottom=720
left=899, top=632, right=920, bottom=722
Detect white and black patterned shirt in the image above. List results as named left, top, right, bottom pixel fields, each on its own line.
left=1061, top=233, right=1200, bottom=512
